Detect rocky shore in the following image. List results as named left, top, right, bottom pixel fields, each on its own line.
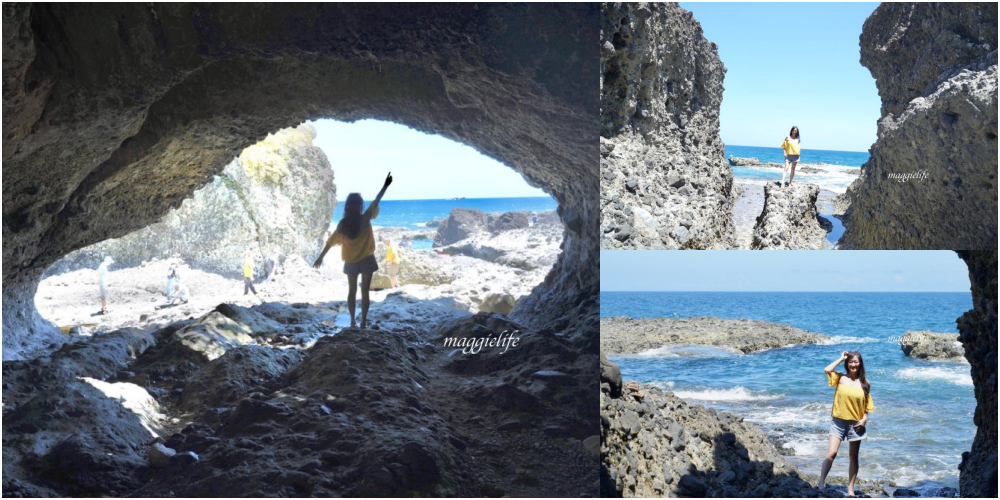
left=600, top=355, right=898, bottom=498
left=752, top=183, right=833, bottom=250
left=728, top=156, right=826, bottom=174
left=600, top=316, right=831, bottom=355
left=899, top=331, right=966, bottom=362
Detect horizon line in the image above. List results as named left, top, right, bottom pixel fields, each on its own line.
left=342, top=195, right=556, bottom=202
left=725, top=143, right=870, bottom=154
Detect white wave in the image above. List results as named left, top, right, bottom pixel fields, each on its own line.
left=672, top=386, right=782, bottom=402
left=414, top=222, right=427, bottom=227
left=781, top=435, right=827, bottom=456
left=747, top=409, right=825, bottom=426
left=820, top=335, right=881, bottom=345
left=897, top=367, right=973, bottom=387
left=635, top=344, right=739, bottom=357
left=649, top=381, right=676, bottom=391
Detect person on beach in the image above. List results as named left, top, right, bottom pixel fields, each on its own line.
left=399, top=234, right=412, bottom=251
left=266, top=252, right=280, bottom=281
left=819, top=350, right=875, bottom=497
left=780, top=126, right=802, bottom=188
left=243, top=250, right=259, bottom=297
left=313, top=172, right=393, bottom=329
left=166, top=265, right=178, bottom=302
left=380, top=233, right=400, bottom=288
left=168, top=276, right=190, bottom=305
left=97, top=256, right=113, bottom=314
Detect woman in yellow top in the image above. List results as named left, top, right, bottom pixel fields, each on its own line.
left=780, top=126, right=802, bottom=188
left=819, top=350, right=875, bottom=496
left=313, top=172, right=392, bottom=330
left=379, top=233, right=400, bottom=288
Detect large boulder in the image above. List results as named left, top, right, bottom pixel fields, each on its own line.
left=751, top=183, right=831, bottom=250
left=600, top=3, right=734, bottom=250
left=838, top=4, right=997, bottom=249
left=488, top=211, right=530, bottom=234
left=899, top=330, right=965, bottom=362
left=433, top=208, right=488, bottom=247
left=44, top=125, right=336, bottom=279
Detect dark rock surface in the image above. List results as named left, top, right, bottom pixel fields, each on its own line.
left=600, top=3, right=735, bottom=250
left=2, top=3, right=598, bottom=362
left=839, top=4, right=997, bottom=249
left=488, top=211, right=531, bottom=234
left=752, top=183, right=831, bottom=250
left=600, top=358, right=818, bottom=498
left=899, top=330, right=966, bottom=362
left=955, top=250, right=998, bottom=498
left=44, top=125, right=336, bottom=279
left=600, top=316, right=831, bottom=355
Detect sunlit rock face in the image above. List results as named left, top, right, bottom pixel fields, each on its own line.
left=600, top=3, right=734, bottom=250
left=2, top=3, right=598, bottom=359
left=956, top=250, right=998, bottom=498
left=839, top=3, right=998, bottom=249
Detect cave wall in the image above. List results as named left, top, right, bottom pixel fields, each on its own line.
left=956, top=250, right=998, bottom=498
left=2, top=3, right=598, bottom=359
left=839, top=3, right=997, bottom=249
left=600, top=2, right=733, bottom=250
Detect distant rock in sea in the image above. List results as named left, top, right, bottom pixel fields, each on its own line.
left=600, top=316, right=831, bottom=354
left=900, top=330, right=966, bottom=362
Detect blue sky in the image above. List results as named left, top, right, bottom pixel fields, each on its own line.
left=679, top=2, right=881, bottom=152
left=600, top=251, right=971, bottom=292
left=310, top=119, right=550, bottom=201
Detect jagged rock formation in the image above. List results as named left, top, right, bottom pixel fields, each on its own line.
left=2, top=4, right=598, bottom=361
left=729, top=156, right=822, bottom=174
left=600, top=362, right=818, bottom=497
left=839, top=3, right=998, bottom=249
left=955, top=250, right=998, bottom=498
left=45, top=125, right=336, bottom=279
left=899, top=330, right=966, bottom=362
left=436, top=212, right=563, bottom=271
left=433, top=209, right=489, bottom=247
left=600, top=316, right=831, bottom=355
left=600, top=3, right=735, bottom=250
left=751, top=183, right=832, bottom=250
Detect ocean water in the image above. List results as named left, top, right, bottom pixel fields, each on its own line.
left=726, top=144, right=870, bottom=194
left=603, top=291, right=975, bottom=494
left=330, top=196, right=558, bottom=250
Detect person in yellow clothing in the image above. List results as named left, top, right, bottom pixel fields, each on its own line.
left=379, top=233, right=400, bottom=288
left=313, top=172, right=392, bottom=329
left=779, top=126, right=802, bottom=188
left=819, top=350, right=875, bottom=496
left=243, top=250, right=258, bottom=297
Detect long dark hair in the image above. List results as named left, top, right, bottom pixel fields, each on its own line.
left=789, top=126, right=801, bottom=141
left=846, top=351, right=870, bottom=402
left=336, top=193, right=364, bottom=239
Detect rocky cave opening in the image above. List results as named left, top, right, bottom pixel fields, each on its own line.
left=3, top=4, right=598, bottom=497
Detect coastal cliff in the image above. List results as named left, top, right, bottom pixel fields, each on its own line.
left=839, top=3, right=998, bottom=249
left=956, top=250, right=998, bottom=497
left=600, top=3, right=734, bottom=250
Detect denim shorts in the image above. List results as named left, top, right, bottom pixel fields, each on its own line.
left=784, top=154, right=800, bottom=163
left=830, top=417, right=867, bottom=442
left=343, top=254, right=378, bottom=276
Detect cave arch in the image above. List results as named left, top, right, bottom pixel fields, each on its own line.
left=2, top=3, right=598, bottom=359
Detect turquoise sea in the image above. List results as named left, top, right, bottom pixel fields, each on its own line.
left=726, top=144, right=871, bottom=194
left=603, top=291, right=975, bottom=494
left=331, top=196, right=558, bottom=249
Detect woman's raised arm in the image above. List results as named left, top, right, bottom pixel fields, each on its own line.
left=371, top=172, right=393, bottom=206
left=825, top=351, right=848, bottom=374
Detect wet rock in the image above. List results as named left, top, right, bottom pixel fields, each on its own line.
left=900, top=330, right=966, bottom=362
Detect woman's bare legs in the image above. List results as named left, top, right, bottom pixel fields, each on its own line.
left=847, top=440, right=861, bottom=496
left=782, top=158, right=791, bottom=187
left=346, top=273, right=358, bottom=328
left=788, top=161, right=798, bottom=185
left=818, top=435, right=841, bottom=489
left=360, top=272, right=373, bottom=329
